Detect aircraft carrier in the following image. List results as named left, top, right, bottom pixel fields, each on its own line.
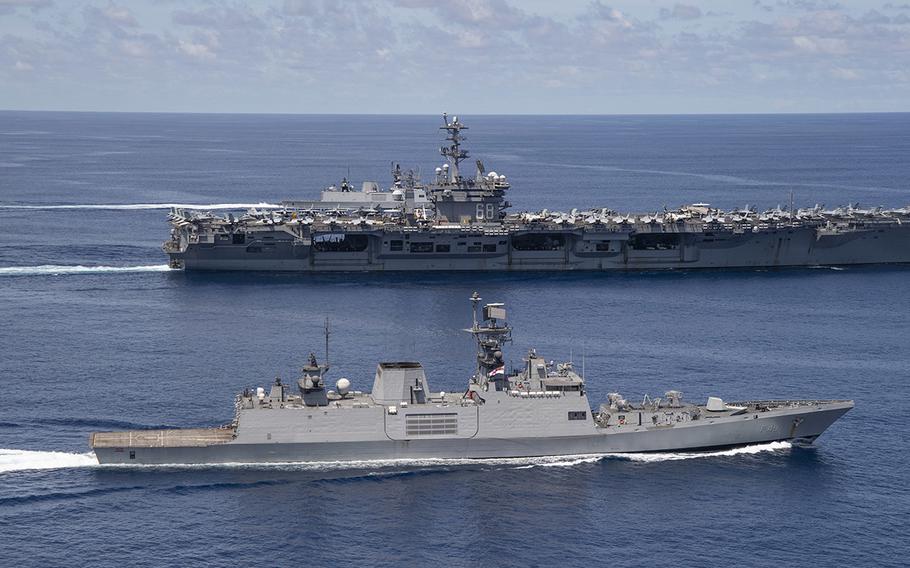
left=164, top=114, right=910, bottom=272
left=91, top=293, right=853, bottom=465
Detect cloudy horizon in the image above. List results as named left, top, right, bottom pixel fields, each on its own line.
left=2, top=0, right=909, bottom=114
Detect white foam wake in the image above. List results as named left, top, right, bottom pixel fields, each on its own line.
left=616, top=441, right=792, bottom=463
left=107, top=442, right=792, bottom=472
left=0, top=202, right=281, bottom=210
left=0, top=264, right=173, bottom=276
left=0, top=449, right=98, bottom=473
left=0, top=442, right=791, bottom=474
left=514, top=441, right=792, bottom=469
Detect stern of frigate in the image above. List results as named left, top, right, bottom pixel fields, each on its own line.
left=90, top=427, right=236, bottom=464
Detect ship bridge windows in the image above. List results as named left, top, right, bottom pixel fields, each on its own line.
left=512, top=234, right=565, bottom=251
left=568, top=411, right=587, bottom=421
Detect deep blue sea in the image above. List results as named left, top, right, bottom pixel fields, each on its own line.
left=1, top=112, right=909, bottom=567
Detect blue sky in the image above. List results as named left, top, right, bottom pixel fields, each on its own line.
left=1, top=0, right=908, bottom=113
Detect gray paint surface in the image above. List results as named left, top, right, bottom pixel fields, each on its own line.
left=163, top=115, right=910, bottom=272
left=92, top=295, right=853, bottom=465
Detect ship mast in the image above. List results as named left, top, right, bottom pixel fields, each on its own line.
left=440, top=113, right=469, bottom=184
left=324, top=317, right=330, bottom=368
left=466, top=291, right=512, bottom=390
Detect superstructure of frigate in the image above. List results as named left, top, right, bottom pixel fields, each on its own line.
left=163, top=114, right=910, bottom=272
left=90, top=293, right=852, bottom=465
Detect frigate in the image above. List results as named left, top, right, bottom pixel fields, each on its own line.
left=90, top=293, right=852, bottom=465
left=163, top=114, right=910, bottom=272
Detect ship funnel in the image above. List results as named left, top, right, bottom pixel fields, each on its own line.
left=706, top=397, right=726, bottom=411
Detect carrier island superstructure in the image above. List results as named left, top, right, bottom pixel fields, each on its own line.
left=90, top=293, right=853, bottom=465
left=164, top=114, right=910, bottom=271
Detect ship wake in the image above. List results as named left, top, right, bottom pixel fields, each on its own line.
left=0, top=442, right=792, bottom=475
left=513, top=441, right=792, bottom=469
left=0, top=449, right=99, bottom=473
left=0, top=264, right=173, bottom=276
left=610, top=440, right=793, bottom=463
left=0, top=202, right=281, bottom=210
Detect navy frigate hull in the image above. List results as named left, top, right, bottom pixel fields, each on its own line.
left=90, top=296, right=853, bottom=467
left=92, top=401, right=851, bottom=465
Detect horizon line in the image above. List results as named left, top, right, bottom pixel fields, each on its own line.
left=2, top=109, right=910, bottom=117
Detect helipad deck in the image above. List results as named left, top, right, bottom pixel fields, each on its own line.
left=90, top=428, right=235, bottom=448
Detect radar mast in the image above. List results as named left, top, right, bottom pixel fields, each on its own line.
left=440, top=113, right=469, bottom=184
left=466, top=291, right=512, bottom=391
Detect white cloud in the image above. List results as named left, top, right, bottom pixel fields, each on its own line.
left=0, top=0, right=53, bottom=14
left=178, top=39, right=216, bottom=60
left=830, top=66, right=860, bottom=80
left=586, top=2, right=634, bottom=29
left=0, top=0, right=908, bottom=113
left=660, top=4, right=702, bottom=21
left=791, top=35, right=848, bottom=54
left=102, top=3, right=138, bottom=27
left=120, top=39, right=149, bottom=58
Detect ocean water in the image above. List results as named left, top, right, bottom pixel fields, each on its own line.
left=0, top=112, right=908, bottom=567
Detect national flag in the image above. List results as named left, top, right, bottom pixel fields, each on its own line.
left=488, top=365, right=505, bottom=377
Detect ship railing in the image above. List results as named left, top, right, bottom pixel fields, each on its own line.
left=507, top=390, right=562, bottom=398
left=726, top=399, right=849, bottom=408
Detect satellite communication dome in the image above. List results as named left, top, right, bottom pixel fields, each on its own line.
left=442, top=163, right=449, bottom=170
left=392, top=189, right=404, bottom=200
left=435, top=167, right=442, bottom=174
left=336, top=378, right=351, bottom=396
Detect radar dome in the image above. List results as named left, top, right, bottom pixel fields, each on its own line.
left=442, top=163, right=449, bottom=170
left=392, top=189, right=404, bottom=200
left=336, top=378, right=351, bottom=396
left=435, top=167, right=442, bottom=174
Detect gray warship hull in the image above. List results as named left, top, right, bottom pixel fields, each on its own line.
left=91, top=295, right=853, bottom=467
left=167, top=223, right=910, bottom=272
left=92, top=400, right=852, bottom=465
left=163, top=114, right=910, bottom=273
